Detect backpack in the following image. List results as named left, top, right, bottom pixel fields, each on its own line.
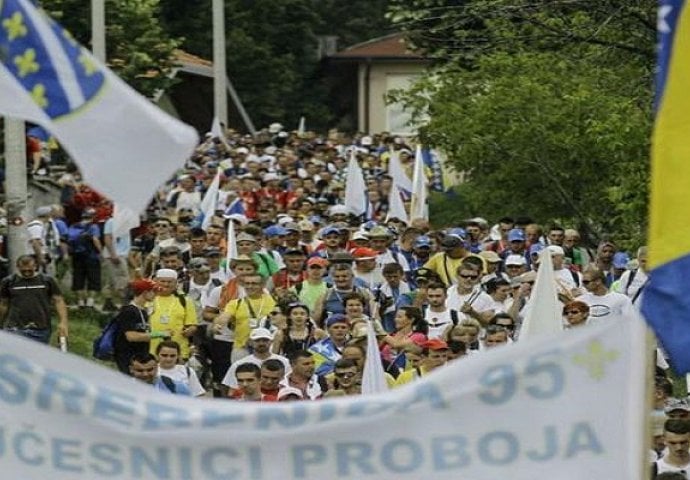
left=92, top=313, right=120, bottom=361
left=67, top=223, right=92, bottom=255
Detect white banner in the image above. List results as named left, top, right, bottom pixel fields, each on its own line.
left=0, top=319, right=646, bottom=480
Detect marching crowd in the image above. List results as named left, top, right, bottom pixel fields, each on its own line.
left=0, top=125, right=680, bottom=478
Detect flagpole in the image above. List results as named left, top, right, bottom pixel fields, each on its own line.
left=212, top=0, right=228, bottom=127
left=4, top=118, right=29, bottom=272
left=91, top=0, right=106, bottom=63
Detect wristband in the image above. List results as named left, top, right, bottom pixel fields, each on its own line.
left=150, top=330, right=166, bottom=339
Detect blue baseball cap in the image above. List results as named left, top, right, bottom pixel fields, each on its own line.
left=264, top=225, right=288, bottom=237
left=612, top=252, right=630, bottom=269
left=321, top=225, right=341, bottom=237
left=415, top=235, right=432, bottom=248
left=508, top=228, right=526, bottom=242
left=529, top=243, right=546, bottom=256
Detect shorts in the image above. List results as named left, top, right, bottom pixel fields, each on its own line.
left=72, top=255, right=102, bottom=292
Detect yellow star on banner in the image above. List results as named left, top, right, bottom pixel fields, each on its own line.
left=30, top=84, right=48, bottom=108
left=14, top=48, right=39, bottom=77
left=572, top=340, right=619, bottom=381
left=2, top=12, right=28, bottom=41
left=62, top=29, right=78, bottom=47
left=78, top=51, right=98, bottom=76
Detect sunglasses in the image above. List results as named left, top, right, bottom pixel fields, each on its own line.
left=269, top=310, right=282, bottom=316
left=496, top=323, right=514, bottom=330
left=335, top=372, right=356, bottom=379
left=459, top=274, right=479, bottom=279
left=582, top=279, right=595, bottom=285
left=564, top=310, right=582, bottom=315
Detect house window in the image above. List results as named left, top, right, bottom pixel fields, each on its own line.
left=386, top=73, right=420, bottom=136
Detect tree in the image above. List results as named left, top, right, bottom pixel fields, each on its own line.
left=387, top=0, right=655, bottom=66
left=391, top=50, right=651, bottom=246
left=45, top=0, right=181, bottom=97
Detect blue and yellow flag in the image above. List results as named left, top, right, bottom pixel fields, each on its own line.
left=642, top=0, right=690, bottom=372
left=0, top=0, right=197, bottom=214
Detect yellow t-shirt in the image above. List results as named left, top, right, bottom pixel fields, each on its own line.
left=149, top=294, right=198, bottom=359
left=224, top=294, right=276, bottom=349
left=394, top=365, right=430, bottom=387
left=423, top=252, right=486, bottom=286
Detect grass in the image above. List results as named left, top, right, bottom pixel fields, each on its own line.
left=51, top=307, right=113, bottom=364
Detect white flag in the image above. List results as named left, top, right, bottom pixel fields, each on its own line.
left=344, top=148, right=368, bottom=216
left=410, top=145, right=428, bottom=220
left=386, top=184, right=409, bottom=224
left=519, top=249, right=564, bottom=340
left=388, top=148, right=413, bottom=193
left=0, top=0, right=198, bottom=215
left=297, top=116, right=305, bottom=136
left=361, top=321, right=389, bottom=394
left=0, top=317, right=646, bottom=479
left=200, top=172, right=221, bottom=230
left=111, top=204, right=140, bottom=242
left=225, top=218, right=238, bottom=273
left=210, top=116, right=224, bottom=139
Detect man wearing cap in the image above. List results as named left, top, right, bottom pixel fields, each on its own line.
left=204, top=246, right=229, bottom=283
left=613, top=246, right=648, bottom=305
left=479, top=250, right=508, bottom=284
left=505, top=254, right=528, bottom=279
left=222, top=328, right=290, bottom=392
left=367, top=226, right=411, bottom=276
left=113, top=278, right=158, bottom=374
left=499, top=228, right=528, bottom=261
left=184, top=258, right=223, bottom=315
left=262, top=225, right=287, bottom=270
left=293, top=257, right=330, bottom=312
left=27, top=205, right=61, bottom=275
left=67, top=208, right=103, bottom=309
left=395, top=339, right=449, bottom=386
left=149, top=269, right=198, bottom=360
left=423, top=233, right=470, bottom=286
left=352, top=247, right=384, bottom=288
left=236, top=230, right=279, bottom=279
left=281, top=222, right=310, bottom=256
left=313, top=225, right=345, bottom=259
left=309, top=313, right=350, bottom=376
left=299, top=220, right=319, bottom=252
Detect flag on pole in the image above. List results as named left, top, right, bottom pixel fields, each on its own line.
left=297, top=116, right=305, bottom=137
left=519, top=249, right=563, bottom=341
left=388, top=148, right=412, bottom=195
left=410, top=145, right=428, bottom=220
left=344, top=148, right=369, bottom=217
left=225, top=218, right=238, bottom=274
left=386, top=184, right=408, bottom=224
left=210, top=116, right=224, bottom=140
left=0, top=0, right=198, bottom=215
left=361, top=322, right=388, bottom=394
left=421, top=148, right=446, bottom=192
left=642, top=0, right=690, bottom=372
left=223, top=197, right=245, bottom=216
left=199, top=172, right=220, bottom=230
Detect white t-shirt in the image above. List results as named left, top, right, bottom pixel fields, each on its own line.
left=446, top=287, right=494, bottom=321
left=655, top=455, right=690, bottom=477
left=576, top=291, right=636, bottom=326
left=424, top=308, right=456, bottom=339
left=158, top=365, right=205, bottom=397
left=554, top=268, right=581, bottom=291
left=614, top=269, right=648, bottom=304
left=221, top=353, right=290, bottom=388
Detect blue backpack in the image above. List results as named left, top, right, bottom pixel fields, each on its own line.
left=67, top=223, right=92, bottom=255
left=92, top=313, right=120, bottom=361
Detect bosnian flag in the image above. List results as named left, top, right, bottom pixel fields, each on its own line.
left=0, top=0, right=198, bottom=214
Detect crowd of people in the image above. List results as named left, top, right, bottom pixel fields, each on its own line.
left=0, top=124, right=677, bottom=478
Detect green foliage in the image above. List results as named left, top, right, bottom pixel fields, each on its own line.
left=386, top=0, right=653, bottom=247
left=160, top=0, right=392, bottom=130
left=44, top=0, right=181, bottom=97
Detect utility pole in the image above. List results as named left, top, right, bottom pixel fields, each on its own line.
left=213, top=0, right=228, bottom=127
left=4, top=118, right=29, bottom=272
left=91, top=0, right=106, bottom=63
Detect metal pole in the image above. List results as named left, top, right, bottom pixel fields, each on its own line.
left=226, top=76, right=256, bottom=135
left=213, top=0, right=228, bottom=127
left=4, top=118, right=29, bottom=273
left=91, top=0, right=106, bottom=63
